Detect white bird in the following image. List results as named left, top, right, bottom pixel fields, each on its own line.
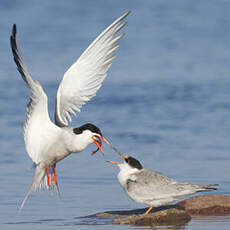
left=108, top=149, right=218, bottom=215
left=10, top=11, right=130, bottom=209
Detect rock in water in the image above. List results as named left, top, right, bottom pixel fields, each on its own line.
left=177, top=194, right=230, bottom=215
left=112, top=207, right=191, bottom=225
left=87, top=194, right=230, bottom=226
left=91, top=206, right=191, bottom=226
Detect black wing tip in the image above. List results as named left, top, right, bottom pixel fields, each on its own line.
left=10, top=24, right=17, bottom=47
left=207, top=187, right=218, bottom=191
left=11, top=24, right=17, bottom=39
left=10, top=24, right=29, bottom=84
left=205, top=184, right=219, bottom=191
left=13, top=24, right=17, bottom=33
left=10, top=25, right=18, bottom=56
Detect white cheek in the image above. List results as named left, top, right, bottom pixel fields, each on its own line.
left=117, top=163, right=138, bottom=188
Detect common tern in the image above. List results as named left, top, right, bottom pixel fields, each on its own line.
left=10, top=11, right=130, bottom=209
left=108, top=149, right=218, bottom=215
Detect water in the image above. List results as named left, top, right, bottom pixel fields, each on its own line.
left=1, top=0, right=230, bottom=229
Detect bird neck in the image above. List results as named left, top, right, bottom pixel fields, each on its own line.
left=65, top=130, right=93, bottom=153
left=117, top=164, right=139, bottom=188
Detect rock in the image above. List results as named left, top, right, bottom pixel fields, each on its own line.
left=86, top=194, right=230, bottom=226
left=177, top=194, right=230, bottom=215
left=90, top=206, right=191, bottom=226
left=112, top=207, right=191, bottom=226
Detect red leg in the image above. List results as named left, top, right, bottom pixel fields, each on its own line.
left=52, top=163, right=57, bottom=184
left=45, top=166, right=50, bottom=186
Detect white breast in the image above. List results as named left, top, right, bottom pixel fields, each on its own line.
left=117, top=163, right=139, bottom=189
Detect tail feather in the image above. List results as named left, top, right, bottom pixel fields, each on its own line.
left=20, top=164, right=45, bottom=209
left=20, top=164, right=60, bottom=210
left=197, top=183, right=218, bottom=192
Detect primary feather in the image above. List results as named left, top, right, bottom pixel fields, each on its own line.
left=55, top=11, right=130, bottom=127
left=11, top=24, right=60, bottom=164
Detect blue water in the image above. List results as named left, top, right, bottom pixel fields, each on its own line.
left=1, top=0, right=230, bottom=229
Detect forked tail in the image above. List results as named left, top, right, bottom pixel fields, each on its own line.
left=20, top=163, right=60, bottom=210
left=197, top=183, right=218, bottom=192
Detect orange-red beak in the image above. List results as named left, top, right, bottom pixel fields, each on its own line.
left=92, top=135, right=110, bottom=155
left=107, top=146, right=126, bottom=165
left=111, top=146, right=125, bottom=160
left=101, top=136, right=110, bottom=146
left=107, top=160, right=120, bottom=165
left=92, top=135, right=103, bottom=155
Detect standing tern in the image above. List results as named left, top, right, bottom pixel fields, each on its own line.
left=10, top=11, right=130, bottom=209
left=108, top=149, right=218, bottom=215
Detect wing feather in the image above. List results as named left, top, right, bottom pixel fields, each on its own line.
left=10, top=24, right=56, bottom=164
left=128, top=170, right=216, bottom=203
left=55, top=11, right=130, bottom=127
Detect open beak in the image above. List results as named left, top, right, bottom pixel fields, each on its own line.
left=101, top=136, right=110, bottom=146
left=111, top=146, right=125, bottom=160
left=92, top=135, right=103, bottom=155
left=91, top=135, right=110, bottom=155
left=107, top=146, right=125, bottom=165
left=107, top=160, right=120, bottom=165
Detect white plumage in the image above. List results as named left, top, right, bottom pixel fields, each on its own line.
left=55, top=14, right=127, bottom=127
left=10, top=11, right=130, bottom=209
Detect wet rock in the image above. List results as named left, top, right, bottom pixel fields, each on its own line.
left=177, top=194, right=230, bottom=215
left=112, top=207, right=191, bottom=226
left=87, top=195, right=230, bottom=226
left=91, top=205, right=191, bottom=226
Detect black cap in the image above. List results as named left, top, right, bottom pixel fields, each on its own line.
left=73, top=123, right=102, bottom=136
left=125, top=156, right=143, bottom=170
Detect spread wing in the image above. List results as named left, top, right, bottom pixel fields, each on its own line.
left=55, top=11, right=130, bottom=127
left=11, top=24, right=57, bottom=164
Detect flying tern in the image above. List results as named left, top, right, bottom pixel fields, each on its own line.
left=10, top=11, right=130, bottom=209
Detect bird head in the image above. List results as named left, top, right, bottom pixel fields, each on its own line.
left=108, top=147, right=143, bottom=170
left=73, top=123, right=110, bottom=155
